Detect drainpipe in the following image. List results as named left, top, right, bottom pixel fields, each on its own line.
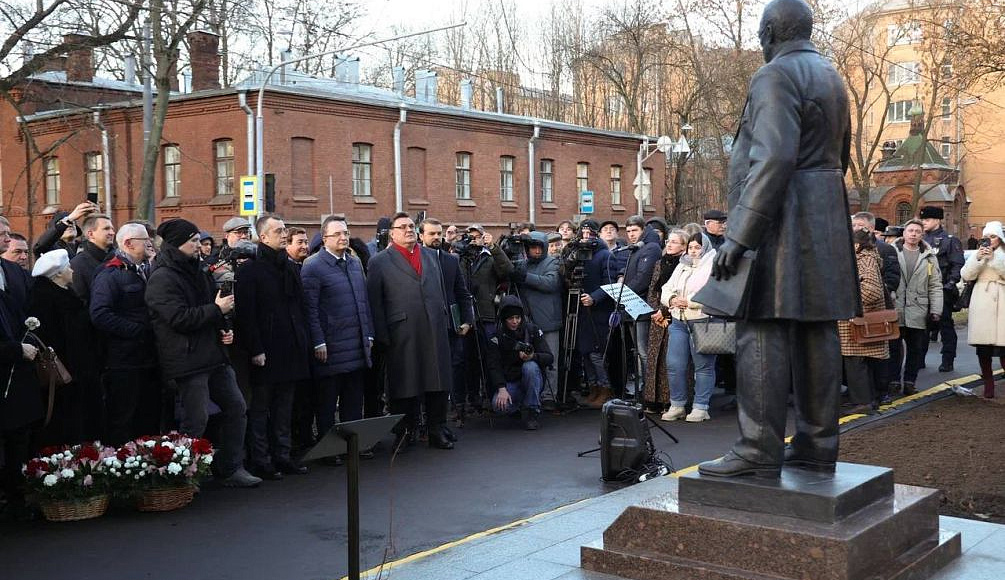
left=93, top=111, right=113, bottom=216
left=527, top=122, right=540, bottom=224
left=637, top=138, right=647, bottom=215
left=393, top=104, right=407, bottom=212
left=237, top=91, right=255, bottom=175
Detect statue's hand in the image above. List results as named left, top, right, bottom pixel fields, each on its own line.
left=713, top=239, right=748, bottom=280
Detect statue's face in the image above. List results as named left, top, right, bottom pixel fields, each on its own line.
left=758, top=21, right=775, bottom=63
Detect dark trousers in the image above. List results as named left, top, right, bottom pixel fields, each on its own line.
left=390, top=391, right=448, bottom=435
left=174, top=365, right=246, bottom=476
left=938, top=293, right=957, bottom=361
left=317, top=369, right=365, bottom=439
left=449, top=330, right=466, bottom=408
left=733, top=320, right=841, bottom=466
left=898, top=326, right=929, bottom=383
left=843, top=356, right=882, bottom=405
left=247, top=380, right=295, bottom=468
left=1, top=426, right=33, bottom=510
left=104, top=368, right=161, bottom=446
left=363, top=350, right=385, bottom=418
left=462, top=322, right=495, bottom=408
left=291, top=378, right=318, bottom=450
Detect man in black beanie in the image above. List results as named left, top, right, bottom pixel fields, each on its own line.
left=145, top=218, right=262, bottom=488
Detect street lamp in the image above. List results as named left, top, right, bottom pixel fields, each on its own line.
left=634, top=124, right=691, bottom=219
left=253, top=23, right=465, bottom=218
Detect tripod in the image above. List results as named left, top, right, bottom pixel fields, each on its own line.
left=559, top=285, right=583, bottom=407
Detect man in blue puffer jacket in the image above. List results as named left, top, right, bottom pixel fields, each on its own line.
left=301, top=216, right=375, bottom=441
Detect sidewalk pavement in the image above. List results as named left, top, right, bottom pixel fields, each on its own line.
left=356, top=373, right=1005, bottom=580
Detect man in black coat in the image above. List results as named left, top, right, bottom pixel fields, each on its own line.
left=90, top=222, right=159, bottom=445
left=0, top=216, right=40, bottom=520
left=702, top=209, right=728, bottom=250
left=145, top=219, right=261, bottom=488
left=702, top=0, right=859, bottom=477
left=920, top=205, right=965, bottom=372
left=620, top=216, right=662, bottom=387
left=235, top=213, right=312, bottom=478
left=419, top=218, right=475, bottom=424
left=70, top=213, right=115, bottom=304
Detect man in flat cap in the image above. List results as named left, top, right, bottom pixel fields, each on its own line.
left=919, top=205, right=964, bottom=371
left=702, top=209, right=727, bottom=250
left=700, top=0, right=859, bottom=478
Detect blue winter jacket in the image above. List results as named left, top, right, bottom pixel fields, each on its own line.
left=301, top=249, right=374, bottom=376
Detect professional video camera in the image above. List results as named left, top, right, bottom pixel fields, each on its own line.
left=499, top=233, right=532, bottom=262
left=562, top=237, right=599, bottom=289
left=210, top=239, right=257, bottom=297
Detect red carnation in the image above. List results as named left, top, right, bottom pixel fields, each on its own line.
left=39, top=445, right=63, bottom=456
left=25, top=458, right=48, bottom=477
left=191, top=438, right=213, bottom=455
left=79, top=445, right=100, bottom=462
left=151, top=444, right=175, bottom=465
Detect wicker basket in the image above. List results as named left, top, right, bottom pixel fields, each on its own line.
left=40, top=494, right=110, bottom=522
left=135, top=485, right=196, bottom=512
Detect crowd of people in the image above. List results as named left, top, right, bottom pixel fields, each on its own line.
left=0, top=197, right=1002, bottom=521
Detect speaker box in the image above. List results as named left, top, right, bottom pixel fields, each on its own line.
left=600, top=399, right=653, bottom=482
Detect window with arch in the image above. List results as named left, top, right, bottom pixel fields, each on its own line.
left=214, top=139, right=235, bottom=196
left=895, top=202, right=913, bottom=225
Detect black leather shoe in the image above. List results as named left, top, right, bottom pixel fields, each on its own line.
left=276, top=461, right=308, bottom=475
left=441, top=425, right=458, bottom=442
left=428, top=433, right=454, bottom=450
left=783, top=446, right=836, bottom=471
left=698, top=451, right=780, bottom=478
left=939, top=360, right=954, bottom=372
left=902, top=382, right=917, bottom=395
left=249, top=464, right=283, bottom=481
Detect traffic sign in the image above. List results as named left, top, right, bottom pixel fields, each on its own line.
left=239, top=176, right=258, bottom=216
left=579, top=190, right=595, bottom=214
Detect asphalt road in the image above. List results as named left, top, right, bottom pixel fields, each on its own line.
left=0, top=332, right=980, bottom=580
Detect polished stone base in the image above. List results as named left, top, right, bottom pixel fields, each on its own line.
left=581, top=462, right=960, bottom=580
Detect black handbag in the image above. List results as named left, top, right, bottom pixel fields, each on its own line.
left=687, top=317, right=736, bottom=355
left=954, top=282, right=973, bottom=311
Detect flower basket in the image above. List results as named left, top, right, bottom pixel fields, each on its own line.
left=40, top=493, right=110, bottom=522
left=135, top=484, right=196, bottom=512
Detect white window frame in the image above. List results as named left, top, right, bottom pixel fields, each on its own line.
left=887, top=100, right=913, bottom=123
left=540, top=159, right=554, bottom=203
left=940, top=137, right=952, bottom=161
left=941, top=98, right=952, bottom=119
left=499, top=156, right=514, bottom=201
left=352, top=143, right=372, bottom=198
left=163, top=145, right=181, bottom=198
left=44, top=157, right=60, bottom=205
left=887, top=61, right=920, bottom=85
left=576, top=162, right=589, bottom=193
left=214, top=139, right=235, bottom=197
left=610, top=165, right=622, bottom=205
left=455, top=152, right=471, bottom=200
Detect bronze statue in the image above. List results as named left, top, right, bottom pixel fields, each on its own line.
left=698, top=0, right=860, bottom=478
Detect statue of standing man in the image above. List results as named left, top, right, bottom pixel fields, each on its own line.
left=699, top=0, right=860, bottom=478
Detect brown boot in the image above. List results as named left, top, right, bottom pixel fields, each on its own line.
left=589, top=387, right=613, bottom=409
left=581, top=385, right=600, bottom=407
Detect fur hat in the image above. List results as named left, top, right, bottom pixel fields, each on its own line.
left=919, top=206, right=944, bottom=220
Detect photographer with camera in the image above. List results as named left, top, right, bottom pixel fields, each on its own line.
left=510, top=231, right=562, bottom=403
left=565, top=219, right=617, bottom=408
left=459, top=224, right=514, bottom=413
left=486, top=296, right=554, bottom=430
left=366, top=217, right=392, bottom=258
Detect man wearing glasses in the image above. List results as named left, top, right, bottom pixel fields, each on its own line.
left=90, top=222, right=159, bottom=445
left=235, top=213, right=312, bottom=480
left=367, top=212, right=456, bottom=451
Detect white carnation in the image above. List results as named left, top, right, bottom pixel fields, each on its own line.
left=167, top=462, right=182, bottom=475
left=43, top=474, right=59, bottom=486
left=144, top=440, right=156, bottom=448
left=202, top=455, right=213, bottom=465
left=60, top=468, right=74, bottom=478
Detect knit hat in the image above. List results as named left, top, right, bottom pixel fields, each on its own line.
left=874, top=217, right=889, bottom=233
left=32, top=249, right=70, bottom=279
left=157, top=219, right=201, bottom=248
left=982, top=221, right=1004, bottom=241
left=497, top=295, right=524, bottom=320
left=375, top=217, right=391, bottom=232
left=579, top=219, right=600, bottom=233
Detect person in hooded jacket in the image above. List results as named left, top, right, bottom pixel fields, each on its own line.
left=620, top=216, right=663, bottom=387
left=891, top=219, right=943, bottom=396
left=510, top=231, right=562, bottom=402
left=29, top=250, right=103, bottom=445
left=485, top=296, right=554, bottom=430
left=660, top=232, right=718, bottom=423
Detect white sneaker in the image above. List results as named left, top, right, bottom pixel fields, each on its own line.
left=685, top=409, right=711, bottom=422
left=661, top=406, right=686, bottom=421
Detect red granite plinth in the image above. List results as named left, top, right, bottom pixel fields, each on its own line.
left=581, top=463, right=960, bottom=580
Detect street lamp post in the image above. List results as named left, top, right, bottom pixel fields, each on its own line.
left=634, top=125, right=690, bottom=221
left=253, top=23, right=464, bottom=218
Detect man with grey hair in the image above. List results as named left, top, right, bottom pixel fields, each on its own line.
left=90, top=222, right=159, bottom=444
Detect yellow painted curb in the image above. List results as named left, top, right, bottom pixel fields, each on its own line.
left=342, top=371, right=994, bottom=578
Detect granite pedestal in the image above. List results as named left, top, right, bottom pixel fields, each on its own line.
left=581, top=462, right=960, bottom=580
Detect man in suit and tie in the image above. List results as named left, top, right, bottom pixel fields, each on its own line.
left=367, top=212, right=456, bottom=450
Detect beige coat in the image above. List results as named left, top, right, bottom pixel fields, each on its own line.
left=961, top=248, right=1005, bottom=346
left=894, top=240, right=943, bottom=330
left=660, top=250, right=716, bottom=322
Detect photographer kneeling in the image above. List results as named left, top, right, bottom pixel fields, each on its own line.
left=487, top=296, right=554, bottom=430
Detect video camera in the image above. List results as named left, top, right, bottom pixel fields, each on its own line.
left=499, top=233, right=532, bottom=261
left=211, top=240, right=257, bottom=298
left=452, top=232, right=478, bottom=255
left=562, top=238, right=599, bottom=289
left=513, top=340, right=534, bottom=355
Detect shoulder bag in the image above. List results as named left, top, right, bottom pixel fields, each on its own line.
left=954, top=281, right=973, bottom=311
left=688, top=316, right=736, bottom=355
left=26, top=331, right=73, bottom=426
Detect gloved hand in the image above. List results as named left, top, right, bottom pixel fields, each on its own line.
left=712, top=238, right=749, bottom=281
left=511, top=261, right=528, bottom=283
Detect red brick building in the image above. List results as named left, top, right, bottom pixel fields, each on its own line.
left=0, top=33, right=665, bottom=245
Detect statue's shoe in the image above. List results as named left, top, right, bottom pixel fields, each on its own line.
left=698, top=451, right=780, bottom=478
left=783, top=446, right=836, bottom=472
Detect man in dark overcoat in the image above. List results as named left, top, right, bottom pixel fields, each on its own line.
left=366, top=212, right=455, bottom=450
left=235, top=213, right=312, bottom=478
left=701, top=0, right=860, bottom=477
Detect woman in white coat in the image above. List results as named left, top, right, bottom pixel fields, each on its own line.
left=961, top=221, right=1005, bottom=398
